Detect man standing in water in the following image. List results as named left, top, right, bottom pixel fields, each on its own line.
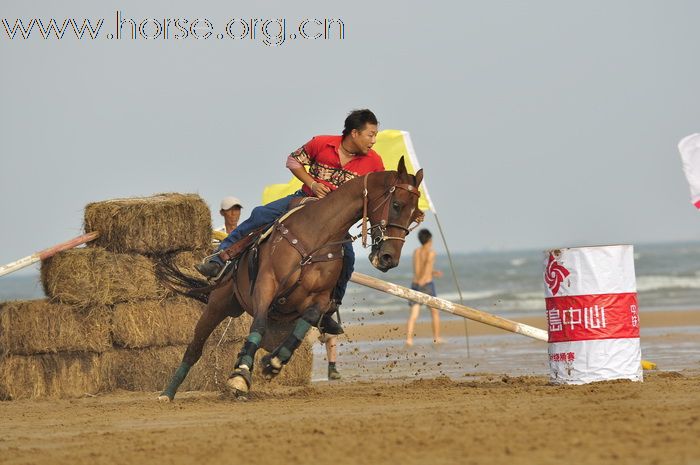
left=406, top=229, right=443, bottom=346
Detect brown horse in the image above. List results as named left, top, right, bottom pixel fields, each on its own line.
left=157, top=157, right=423, bottom=401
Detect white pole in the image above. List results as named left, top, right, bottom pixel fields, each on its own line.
left=350, top=272, right=548, bottom=342
left=0, top=232, right=100, bottom=278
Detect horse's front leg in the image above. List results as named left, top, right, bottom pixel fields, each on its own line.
left=158, top=301, right=227, bottom=402
left=261, top=304, right=323, bottom=380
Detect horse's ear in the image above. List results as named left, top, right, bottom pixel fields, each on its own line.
left=414, top=168, right=423, bottom=187
left=397, top=156, right=407, bottom=175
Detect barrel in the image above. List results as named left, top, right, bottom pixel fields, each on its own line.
left=543, top=245, right=642, bottom=384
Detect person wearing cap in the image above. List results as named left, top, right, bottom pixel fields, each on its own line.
left=220, top=196, right=243, bottom=234
left=196, top=109, right=385, bottom=379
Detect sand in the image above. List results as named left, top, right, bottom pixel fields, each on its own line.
left=0, top=373, right=697, bottom=465
left=0, top=308, right=698, bottom=465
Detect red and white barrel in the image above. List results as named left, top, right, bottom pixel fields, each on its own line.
left=543, top=245, right=642, bottom=384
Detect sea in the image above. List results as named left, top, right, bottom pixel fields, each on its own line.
left=2, top=241, right=700, bottom=326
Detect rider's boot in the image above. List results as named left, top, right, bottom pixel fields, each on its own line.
left=319, top=301, right=344, bottom=335
left=195, top=254, right=225, bottom=278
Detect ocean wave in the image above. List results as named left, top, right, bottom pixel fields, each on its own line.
left=636, top=275, right=700, bottom=292
left=487, top=299, right=545, bottom=311
left=438, top=290, right=503, bottom=302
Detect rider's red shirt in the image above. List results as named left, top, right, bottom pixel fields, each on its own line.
left=290, top=135, right=385, bottom=196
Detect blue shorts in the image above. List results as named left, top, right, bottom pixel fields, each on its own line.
left=408, top=281, right=436, bottom=306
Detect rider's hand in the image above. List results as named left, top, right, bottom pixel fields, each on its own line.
left=311, top=181, right=331, bottom=198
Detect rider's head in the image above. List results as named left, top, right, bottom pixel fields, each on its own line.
left=342, top=109, right=378, bottom=155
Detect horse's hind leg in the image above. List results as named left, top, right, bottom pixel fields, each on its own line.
left=261, top=304, right=323, bottom=379
left=158, top=302, right=227, bottom=401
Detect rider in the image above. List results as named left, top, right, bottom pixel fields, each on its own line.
left=197, top=109, right=385, bottom=337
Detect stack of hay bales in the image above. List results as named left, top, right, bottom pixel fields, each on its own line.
left=0, top=193, right=312, bottom=400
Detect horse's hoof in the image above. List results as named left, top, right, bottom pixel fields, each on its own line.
left=157, top=394, right=172, bottom=402
left=226, top=376, right=249, bottom=395
left=226, top=367, right=252, bottom=397
left=261, top=355, right=283, bottom=380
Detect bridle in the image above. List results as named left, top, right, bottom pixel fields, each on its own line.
left=361, top=172, right=422, bottom=248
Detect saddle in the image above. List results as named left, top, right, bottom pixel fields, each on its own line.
left=287, top=196, right=318, bottom=209
left=217, top=198, right=318, bottom=263
left=218, top=225, right=269, bottom=262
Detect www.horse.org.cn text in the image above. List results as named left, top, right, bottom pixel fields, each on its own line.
left=1, top=12, right=346, bottom=46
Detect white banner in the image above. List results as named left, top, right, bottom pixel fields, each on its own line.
left=543, top=245, right=636, bottom=298
left=549, top=339, right=642, bottom=384
left=678, top=133, right=700, bottom=209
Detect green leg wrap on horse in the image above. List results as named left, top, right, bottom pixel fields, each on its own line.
left=237, top=331, right=263, bottom=369
left=293, top=319, right=312, bottom=339
left=278, top=346, right=292, bottom=361
left=278, top=319, right=312, bottom=363
left=162, top=362, right=192, bottom=399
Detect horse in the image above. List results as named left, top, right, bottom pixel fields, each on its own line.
left=156, top=157, right=423, bottom=401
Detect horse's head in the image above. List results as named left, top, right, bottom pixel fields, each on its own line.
left=364, top=156, right=424, bottom=272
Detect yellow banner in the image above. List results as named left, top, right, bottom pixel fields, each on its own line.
left=262, top=129, right=434, bottom=212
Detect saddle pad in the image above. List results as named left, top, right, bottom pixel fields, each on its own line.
left=257, top=205, right=305, bottom=244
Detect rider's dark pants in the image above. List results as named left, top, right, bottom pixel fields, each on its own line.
left=334, top=242, right=354, bottom=304
left=217, top=191, right=304, bottom=252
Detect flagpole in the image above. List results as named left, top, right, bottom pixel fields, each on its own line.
left=433, top=212, right=471, bottom=357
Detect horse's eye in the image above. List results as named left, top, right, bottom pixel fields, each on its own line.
left=392, top=201, right=400, bottom=210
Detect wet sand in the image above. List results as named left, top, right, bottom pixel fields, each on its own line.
left=310, top=308, right=700, bottom=381
left=1, top=309, right=699, bottom=465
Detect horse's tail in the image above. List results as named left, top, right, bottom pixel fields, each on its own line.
left=155, top=254, right=222, bottom=304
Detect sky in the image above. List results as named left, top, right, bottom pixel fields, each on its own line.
left=1, top=1, right=700, bottom=273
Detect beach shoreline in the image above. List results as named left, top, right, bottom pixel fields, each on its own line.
left=308, top=308, right=700, bottom=383
left=339, top=308, right=700, bottom=342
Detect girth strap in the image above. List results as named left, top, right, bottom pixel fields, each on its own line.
left=270, top=222, right=347, bottom=307
left=275, top=222, right=344, bottom=264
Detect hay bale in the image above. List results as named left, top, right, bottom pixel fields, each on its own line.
left=0, top=300, right=111, bottom=355
left=0, top=352, right=110, bottom=400
left=104, top=337, right=313, bottom=392
left=171, top=249, right=212, bottom=277
left=41, top=247, right=165, bottom=306
left=84, top=193, right=212, bottom=254
left=111, top=297, right=248, bottom=349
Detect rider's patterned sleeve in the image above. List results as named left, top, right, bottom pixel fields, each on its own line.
left=289, top=137, right=321, bottom=166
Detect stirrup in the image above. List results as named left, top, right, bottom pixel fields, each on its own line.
left=212, top=260, right=232, bottom=282
left=201, top=252, right=232, bottom=282
left=320, top=311, right=344, bottom=335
